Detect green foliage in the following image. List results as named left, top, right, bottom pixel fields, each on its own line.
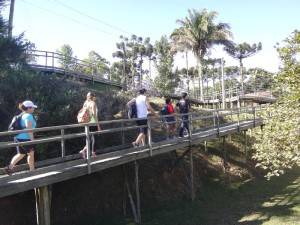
left=224, top=42, right=262, bottom=90
left=56, top=44, right=75, bottom=70
left=171, top=8, right=232, bottom=98
left=252, top=30, right=300, bottom=178
left=224, top=42, right=262, bottom=62
left=0, top=0, right=32, bottom=70
left=82, top=51, right=110, bottom=78
left=154, top=36, right=179, bottom=95
left=245, top=67, right=275, bottom=90
left=112, top=35, right=155, bottom=89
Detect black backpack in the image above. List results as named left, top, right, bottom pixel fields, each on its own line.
left=177, top=99, right=189, bottom=114
left=8, top=113, right=24, bottom=131
left=128, top=102, right=137, bottom=119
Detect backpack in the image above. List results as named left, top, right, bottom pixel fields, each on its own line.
left=128, top=102, right=137, bottom=119
left=77, top=107, right=90, bottom=123
left=8, top=113, right=24, bottom=131
left=177, top=99, right=189, bottom=114
left=160, top=105, right=169, bottom=116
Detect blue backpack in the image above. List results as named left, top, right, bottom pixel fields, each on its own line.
left=160, top=105, right=169, bottom=116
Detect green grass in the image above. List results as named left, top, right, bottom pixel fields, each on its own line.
left=99, top=168, right=300, bottom=225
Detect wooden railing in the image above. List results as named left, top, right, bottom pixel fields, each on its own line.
left=0, top=106, right=266, bottom=175
left=26, top=50, right=122, bottom=87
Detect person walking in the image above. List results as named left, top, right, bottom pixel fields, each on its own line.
left=5, top=100, right=37, bottom=174
left=176, top=92, right=191, bottom=137
left=127, top=88, right=155, bottom=147
left=162, top=98, right=176, bottom=139
left=79, top=92, right=101, bottom=158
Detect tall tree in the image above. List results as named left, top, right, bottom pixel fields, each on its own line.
left=83, top=51, right=110, bottom=78
left=56, top=44, right=75, bottom=70
left=246, top=67, right=274, bottom=91
left=252, top=30, right=300, bottom=178
left=154, top=36, right=179, bottom=95
left=113, top=35, right=154, bottom=89
left=112, top=35, right=130, bottom=90
left=171, top=9, right=232, bottom=100
left=0, top=0, right=31, bottom=70
left=224, top=42, right=262, bottom=92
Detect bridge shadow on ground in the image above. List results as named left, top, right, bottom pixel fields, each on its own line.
left=138, top=166, right=300, bottom=225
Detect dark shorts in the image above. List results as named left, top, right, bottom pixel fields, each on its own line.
left=136, top=119, right=148, bottom=135
left=16, top=139, right=34, bottom=155
left=165, top=116, right=175, bottom=123
left=89, top=125, right=98, bottom=133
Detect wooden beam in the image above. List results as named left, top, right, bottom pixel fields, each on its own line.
left=134, top=161, right=141, bottom=224
left=35, top=185, right=51, bottom=225
left=190, top=147, right=195, bottom=201
left=244, top=130, right=248, bottom=162
left=222, top=136, right=227, bottom=173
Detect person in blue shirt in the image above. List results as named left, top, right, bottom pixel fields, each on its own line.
left=5, top=100, right=37, bottom=174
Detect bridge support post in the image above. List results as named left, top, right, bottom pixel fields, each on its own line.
left=85, top=126, right=91, bottom=174
left=35, top=186, right=51, bottom=225
left=190, top=147, right=195, bottom=201
left=243, top=130, right=248, bottom=162
left=134, top=161, right=141, bottom=224
left=222, top=136, right=227, bottom=173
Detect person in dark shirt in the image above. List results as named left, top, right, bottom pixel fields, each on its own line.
left=176, top=92, right=191, bottom=137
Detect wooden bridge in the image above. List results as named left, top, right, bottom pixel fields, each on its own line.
left=26, top=50, right=122, bottom=88
left=170, top=87, right=276, bottom=107
left=0, top=106, right=266, bottom=225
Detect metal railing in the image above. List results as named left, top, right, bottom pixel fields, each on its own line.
left=0, top=106, right=266, bottom=175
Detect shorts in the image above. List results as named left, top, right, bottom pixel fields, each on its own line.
left=16, top=139, right=34, bottom=154
left=89, top=125, right=98, bottom=133
left=136, top=119, right=148, bottom=135
left=165, top=116, right=175, bottom=123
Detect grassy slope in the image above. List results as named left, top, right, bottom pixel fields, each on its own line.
left=100, top=168, right=300, bottom=225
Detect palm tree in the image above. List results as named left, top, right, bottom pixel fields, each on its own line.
left=171, top=9, right=232, bottom=100
left=224, top=42, right=262, bottom=93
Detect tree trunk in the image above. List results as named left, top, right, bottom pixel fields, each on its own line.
left=140, top=55, right=143, bottom=88
left=212, top=65, right=216, bottom=93
left=8, top=0, right=15, bottom=38
left=122, top=58, right=127, bottom=91
left=197, top=58, right=203, bottom=100
left=240, top=59, right=244, bottom=93
left=148, top=59, right=151, bottom=80
left=186, top=51, right=190, bottom=94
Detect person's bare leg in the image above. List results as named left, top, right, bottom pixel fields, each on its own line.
left=136, top=133, right=145, bottom=146
left=141, top=135, right=146, bottom=146
left=91, top=135, right=96, bottom=157
left=9, top=153, right=25, bottom=169
left=27, top=150, right=35, bottom=171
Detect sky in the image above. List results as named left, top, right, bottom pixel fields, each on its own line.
left=3, top=0, right=300, bottom=73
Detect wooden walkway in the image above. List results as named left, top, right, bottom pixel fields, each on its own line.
left=26, top=50, right=122, bottom=88
left=0, top=107, right=263, bottom=198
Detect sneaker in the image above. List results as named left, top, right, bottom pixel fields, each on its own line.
left=132, top=142, right=138, bottom=148
left=79, top=149, right=86, bottom=159
left=4, top=166, right=12, bottom=175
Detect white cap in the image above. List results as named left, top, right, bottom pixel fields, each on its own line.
left=23, top=100, right=38, bottom=108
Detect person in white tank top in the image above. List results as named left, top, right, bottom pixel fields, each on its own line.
left=136, top=94, right=148, bottom=119
left=127, top=88, right=156, bottom=147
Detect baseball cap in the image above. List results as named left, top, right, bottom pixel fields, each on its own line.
left=22, top=100, right=38, bottom=108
